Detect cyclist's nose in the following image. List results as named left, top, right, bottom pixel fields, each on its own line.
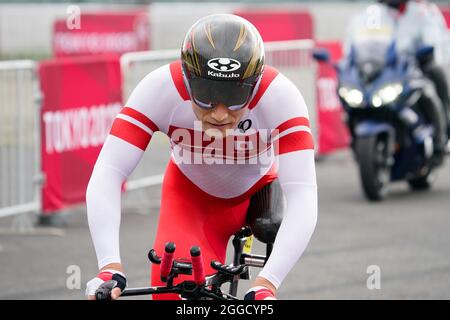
left=210, top=103, right=230, bottom=122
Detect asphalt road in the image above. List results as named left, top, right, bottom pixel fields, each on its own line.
left=1, top=136, right=449, bottom=300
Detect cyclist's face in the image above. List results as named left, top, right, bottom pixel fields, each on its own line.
left=192, top=102, right=247, bottom=136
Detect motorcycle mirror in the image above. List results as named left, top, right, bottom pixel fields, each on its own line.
left=312, top=48, right=331, bottom=63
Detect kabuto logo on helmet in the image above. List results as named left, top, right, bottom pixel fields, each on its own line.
left=207, top=71, right=240, bottom=79
left=207, top=58, right=241, bottom=72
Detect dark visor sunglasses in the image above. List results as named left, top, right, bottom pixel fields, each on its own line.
left=187, top=75, right=259, bottom=111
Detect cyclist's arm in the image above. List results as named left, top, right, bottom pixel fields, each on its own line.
left=256, top=73, right=318, bottom=290
left=86, top=64, right=175, bottom=270
left=86, top=135, right=146, bottom=269
left=258, top=150, right=317, bottom=289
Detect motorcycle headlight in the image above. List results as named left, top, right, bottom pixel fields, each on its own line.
left=371, top=83, right=403, bottom=107
left=338, top=87, right=364, bottom=108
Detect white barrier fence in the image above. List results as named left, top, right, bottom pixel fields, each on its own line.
left=120, top=40, right=318, bottom=189
left=0, top=60, right=42, bottom=219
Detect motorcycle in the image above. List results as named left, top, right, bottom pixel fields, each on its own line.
left=313, top=41, right=445, bottom=201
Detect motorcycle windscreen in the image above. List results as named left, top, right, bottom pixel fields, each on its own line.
left=352, top=26, right=394, bottom=81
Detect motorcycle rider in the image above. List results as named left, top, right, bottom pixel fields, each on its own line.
left=381, top=0, right=450, bottom=140
left=344, top=0, right=449, bottom=162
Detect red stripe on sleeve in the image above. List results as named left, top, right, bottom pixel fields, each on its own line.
left=110, top=118, right=151, bottom=151
left=120, top=107, right=159, bottom=133
left=275, top=117, right=310, bottom=134
left=248, top=65, right=279, bottom=110
left=97, top=272, right=113, bottom=282
left=255, top=288, right=275, bottom=300
left=169, top=61, right=190, bottom=101
left=274, top=131, right=314, bottom=155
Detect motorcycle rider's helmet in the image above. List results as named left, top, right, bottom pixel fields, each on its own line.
left=377, top=0, right=409, bottom=10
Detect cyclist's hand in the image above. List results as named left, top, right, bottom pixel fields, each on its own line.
left=86, top=269, right=126, bottom=300
left=244, top=286, right=277, bottom=300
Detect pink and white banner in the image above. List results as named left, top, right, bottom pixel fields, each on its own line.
left=53, top=11, right=150, bottom=57
left=315, top=41, right=350, bottom=155
left=39, top=55, right=122, bottom=212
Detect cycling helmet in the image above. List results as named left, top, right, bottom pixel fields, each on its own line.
left=181, top=14, right=265, bottom=110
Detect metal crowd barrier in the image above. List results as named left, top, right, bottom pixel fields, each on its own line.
left=0, top=60, right=41, bottom=221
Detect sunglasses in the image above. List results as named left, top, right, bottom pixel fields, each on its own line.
left=187, top=75, right=259, bottom=111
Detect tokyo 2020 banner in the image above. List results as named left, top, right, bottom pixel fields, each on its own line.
left=315, top=41, right=350, bottom=155
left=39, top=55, right=122, bottom=213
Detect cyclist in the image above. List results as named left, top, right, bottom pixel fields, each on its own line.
left=85, top=14, right=318, bottom=300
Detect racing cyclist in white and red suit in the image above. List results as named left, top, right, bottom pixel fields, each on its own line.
left=86, top=14, right=318, bottom=300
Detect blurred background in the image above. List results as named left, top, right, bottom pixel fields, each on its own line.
left=0, top=0, right=449, bottom=300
